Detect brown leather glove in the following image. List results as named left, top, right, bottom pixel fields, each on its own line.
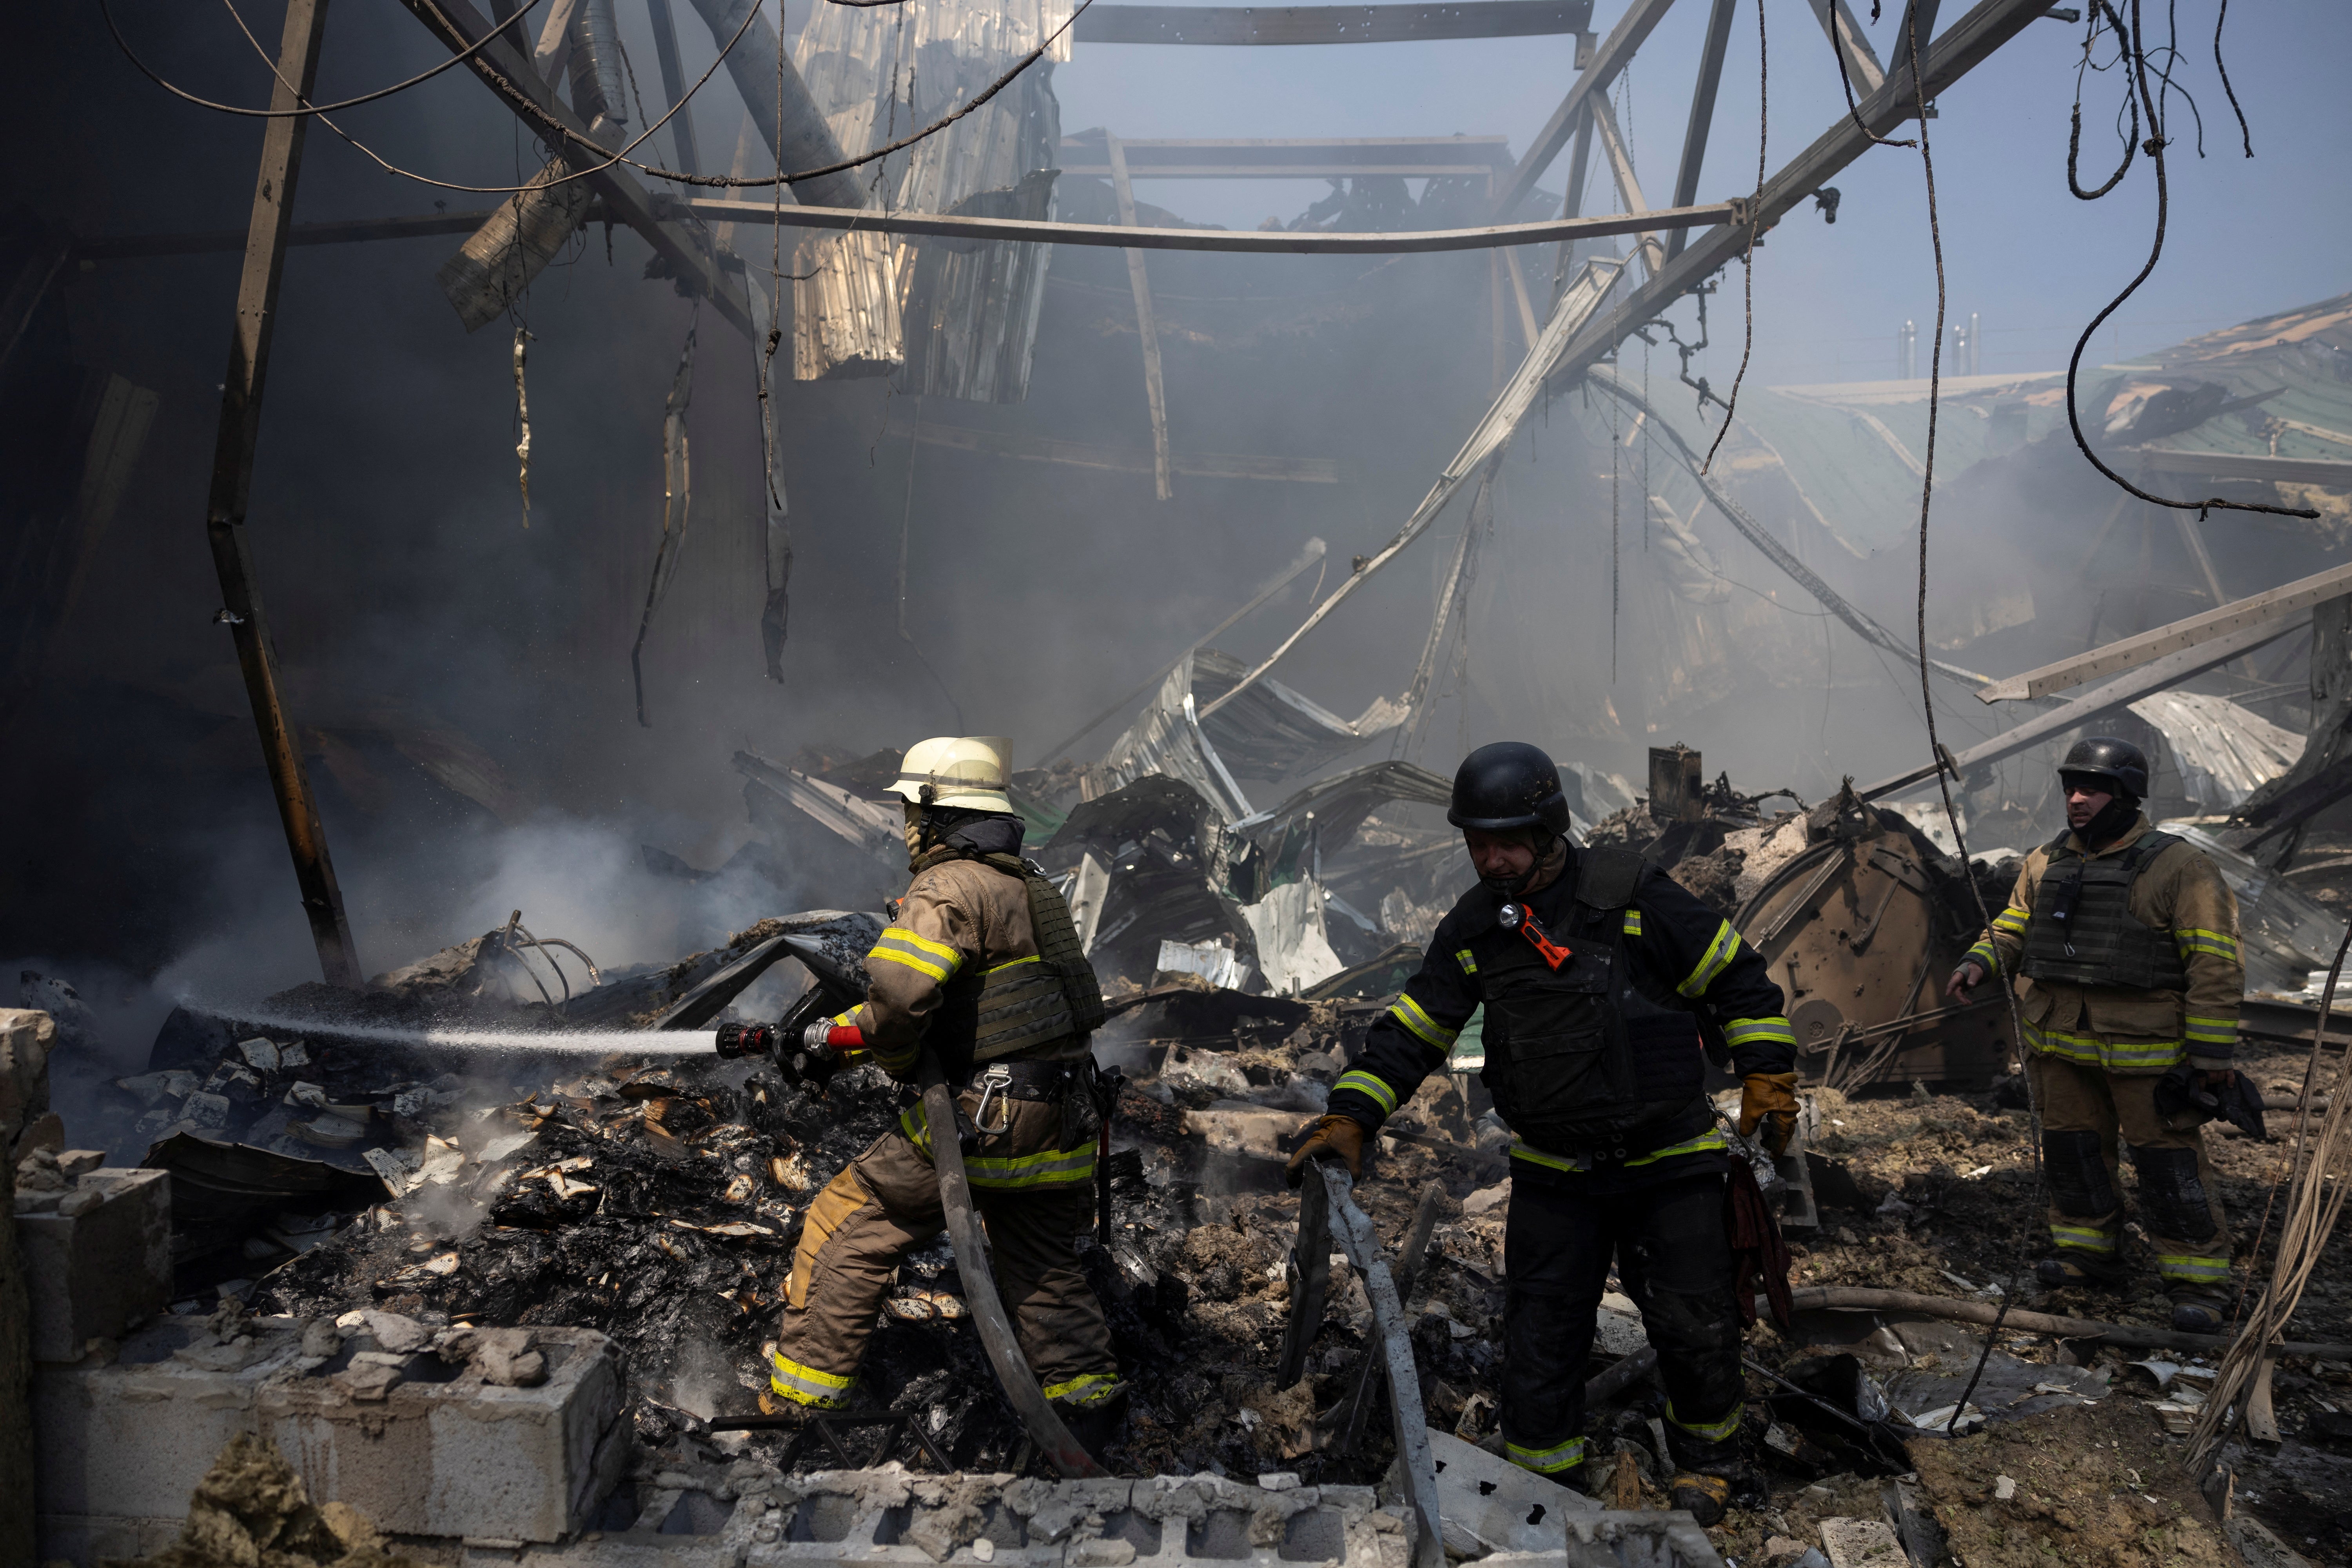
left=1285, top=1114, right=1368, bottom=1187
left=1738, top=1071, right=1800, bottom=1157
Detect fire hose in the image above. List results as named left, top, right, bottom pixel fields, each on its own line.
left=917, top=1049, right=1108, bottom=1478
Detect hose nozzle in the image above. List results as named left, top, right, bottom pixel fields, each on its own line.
left=715, top=1022, right=777, bottom=1060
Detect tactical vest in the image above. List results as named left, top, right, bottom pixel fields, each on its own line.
left=1476, top=848, right=1713, bottom=1156
left=2019, top=831, right=2189, bottom=991
left=927, top=852, right=1107, bottom=1082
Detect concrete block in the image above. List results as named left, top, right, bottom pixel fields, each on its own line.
left=34, top=1316, right=306, bottom=1525
left=1415, top=1427, right=1597, bottom=1555
left=260, top=1325, right=628, bottom=1542
left=16, top=1167, right=172, bottom=1362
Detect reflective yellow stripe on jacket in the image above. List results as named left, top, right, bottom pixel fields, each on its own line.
left=868, top=926, right=962, bottom=982
left=1334, top=1070, right=1399, bottom=1116
left=1678, top=920, right=1742, bottom=998
left=1723, top=1017, right=1795, bottom=1051
left=2022, top=1020, right=2185, bottom=1073
left=1387, top=994, right=1459, bottom=1053
left=2174, top=927, right=2239, bottom=963
left=895, top=1105, right=1095, bottom=1188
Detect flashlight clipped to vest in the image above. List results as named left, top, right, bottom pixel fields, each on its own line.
left=1498, top=903, right=1576, bottom=971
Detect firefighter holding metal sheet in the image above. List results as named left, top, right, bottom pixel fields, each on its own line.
left=1288, top=742, right=1797, bottom=1523
left=766, top=737, right=1127, bottom=1451
left=1947, top=735, right=2243, bottom=1332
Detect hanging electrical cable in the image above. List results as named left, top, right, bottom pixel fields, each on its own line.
left=198, top=0, right=762, bottom=197
left=1699, top=0, right=1764, bottom=473
left=1885, top=2, right=2042, bottom=1442
left=97, top=0, right=549, bottom=117
left=2060, top=0, right=2314, bottom=522
left=151, top=0, right=1093, bottom=203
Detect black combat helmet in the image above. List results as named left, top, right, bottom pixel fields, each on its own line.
left=1448, top=742, right=1573, bottom=836
left=2058, top=736, right=2149, bottom=802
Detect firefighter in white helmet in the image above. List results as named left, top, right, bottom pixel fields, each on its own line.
left=766, top=738, right=1126, bottom=1452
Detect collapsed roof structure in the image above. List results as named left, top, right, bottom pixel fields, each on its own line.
left=13, top=0, right=2352, bottom=1564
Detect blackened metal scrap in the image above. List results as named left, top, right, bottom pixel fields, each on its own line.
left=631, top=319, right=698, bottom=728
left=1333, top=1182, right=1444, bottom=1453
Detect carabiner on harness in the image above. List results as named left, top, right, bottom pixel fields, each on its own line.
left=969, top=1062, right=1016, bottom=1140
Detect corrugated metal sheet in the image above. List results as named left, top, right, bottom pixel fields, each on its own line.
left=790, top=0, right=1070, bottom=396
left=1084, top=655, right=1254, bottom=819
left=2127, top=690, right=2303, bottom=809
left=1192, top=647, right=1401, bottom=780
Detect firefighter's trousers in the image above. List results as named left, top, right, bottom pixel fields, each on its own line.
left=2028, top=1053, right=2232, bottom=1296
left=770, top=1085, right=1121, bottom=1411
left=1500, top=1172, right=1745, bottom=1480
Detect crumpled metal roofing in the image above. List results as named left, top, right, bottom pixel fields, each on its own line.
left=2125, top=690, right=2304, bottom=810
left=789, top=0, right=1072, bottom=395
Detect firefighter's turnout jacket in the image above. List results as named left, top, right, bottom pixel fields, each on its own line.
left=769, top=817, right=1119, bottom=1413
left=1327, top=848, right=1795, bottom=1182
left=1962, top=812, right=2241, bottom=1294
left=1324, top=845, right=1793, bottom=1483
left=1964, top=813, right=2243, bottom=1073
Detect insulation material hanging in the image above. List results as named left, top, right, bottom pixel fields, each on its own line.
left=567, top=0, right=629, bottom=138
left=512, top=326, right=534, bottom=526
left=435, top=156, right=596, bottom=333
left=789, top=0, right=1071, bottom=395
left=631, top=325, right=698, bottom=727
left=434, top=0, right=628, bottom=331
left=746, top=279, right=792, bottom=678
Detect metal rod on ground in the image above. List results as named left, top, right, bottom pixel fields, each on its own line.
left=202, top=0, right=361, bottom=990
left=916, top=1051, right=1107, bottom=1478
left=1336, top=1181, right=1445, bottom=1453
left=1310, top=1161, right=1445, bottom=1568
left=1785, top=1286, right=2352, bottom=1361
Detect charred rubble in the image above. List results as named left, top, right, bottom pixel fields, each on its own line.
left=23, top=736, right=2352, bottom=1566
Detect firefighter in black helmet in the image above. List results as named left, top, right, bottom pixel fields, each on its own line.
left=1948, top=736, right=2245, bottom=1331
left=1288, top=742, right=1797, bottom=1524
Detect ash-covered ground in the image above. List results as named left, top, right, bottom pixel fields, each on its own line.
left=43, top=925, right=2352, bottom=1565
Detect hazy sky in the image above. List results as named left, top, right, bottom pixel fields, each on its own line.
left=1048, top=0, right=2352, bottom=385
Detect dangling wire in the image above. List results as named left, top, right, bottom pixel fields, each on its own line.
left=2214, top=0, right=2252, bottom=156
left=1700, top=0, right=1765, bottom=473
left=2060, top=0, right=2313, bottom=522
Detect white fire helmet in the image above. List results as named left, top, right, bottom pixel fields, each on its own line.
left=886, top=736, right=1014, bottom=813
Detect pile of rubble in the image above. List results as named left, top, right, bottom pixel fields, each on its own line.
left=21, top=729, right=2352, bottom=1566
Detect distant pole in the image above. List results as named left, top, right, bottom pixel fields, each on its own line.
left=202, top=0, right=363, bottom=988
left=1898, top=319, right=1916, bottom=380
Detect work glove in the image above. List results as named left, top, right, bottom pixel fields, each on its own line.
left=1737, top=1071, right=1800, bottom=1157
left=1945, top=960, right=1985, bottom=1000
left=1285, top=1113, right=1368, bottom=1187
